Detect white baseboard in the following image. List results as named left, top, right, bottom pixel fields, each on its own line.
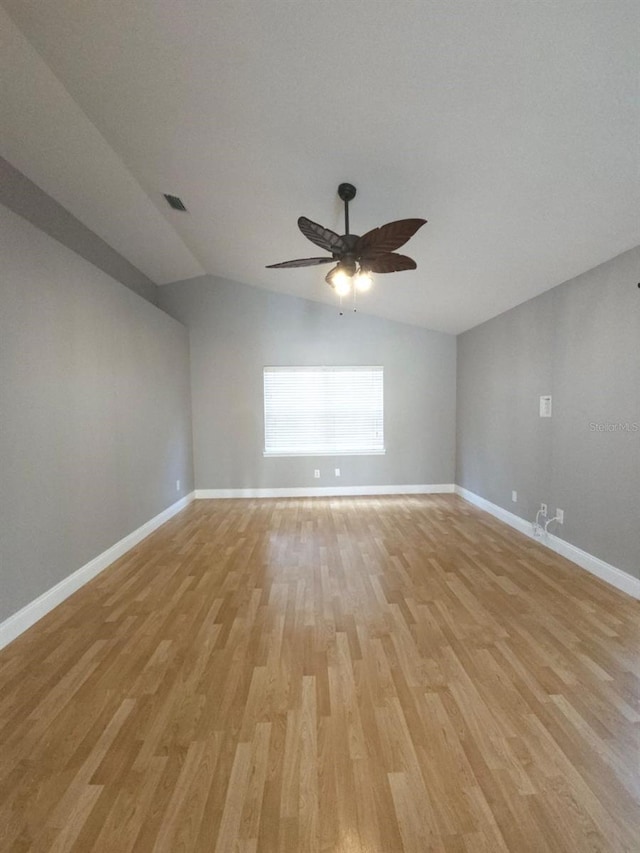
left=195, top=484, right=455, bottom=499
left=455, top=486, right=640, bottom=600
left=455, top=486, right=533, bottom=536
left=0, top=492, right=195, bottom=650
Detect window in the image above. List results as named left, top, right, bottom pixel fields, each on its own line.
left=264, top=366, right=384, bottom=456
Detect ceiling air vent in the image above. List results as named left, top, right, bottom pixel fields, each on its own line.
left=163, top=193, right=187, bottom=212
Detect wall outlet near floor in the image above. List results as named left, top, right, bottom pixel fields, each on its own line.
left=540, top=503, right=547, bottom=516
left=539, top=395, right=552, bottom=417
left=314, top=469, right=320, bottom=479
left=176, top=480, right=180, bottom=491
left=335, top=468, right=341, bottom=477
left=556, top=508, right=564, bottom=524
left=511, top=490, right=517, bottom=503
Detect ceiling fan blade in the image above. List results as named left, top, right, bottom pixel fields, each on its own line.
left=298, top=217, right=347, bottom=254
left=356, top=218, right=427, bottom=258
left=365, top=253, right=417, bottom=274
left=266, top=257, right=334, bottom=269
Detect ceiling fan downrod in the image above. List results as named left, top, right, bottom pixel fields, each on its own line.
left=337, top=182, right=356, bottom=236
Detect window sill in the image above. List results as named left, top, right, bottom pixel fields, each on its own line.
left=263, top=449, right=386, bottom=458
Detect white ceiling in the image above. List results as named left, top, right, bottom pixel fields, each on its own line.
left=1, top=1, right=638, bottom=334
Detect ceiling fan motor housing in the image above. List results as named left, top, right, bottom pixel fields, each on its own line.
left=336, top=234, right=359, bottom=254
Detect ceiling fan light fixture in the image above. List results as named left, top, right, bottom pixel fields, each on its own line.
left=332, top=269, right=352, bottom=296
left=354, top=269, right=372, bottom=292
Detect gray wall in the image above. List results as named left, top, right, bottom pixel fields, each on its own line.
left=159, top=276, right=457, bottom=490
left=0, top=156, right=158, bottom=306
left=457, top=246, right=640, bottom=580
left=0, top=204, right=194, bottom=622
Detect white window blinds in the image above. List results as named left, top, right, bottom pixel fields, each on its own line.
left=264, top=366, right=384, bottom=456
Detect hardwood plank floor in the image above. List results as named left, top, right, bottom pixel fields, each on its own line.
left=1, top=495, right=638, bottom=851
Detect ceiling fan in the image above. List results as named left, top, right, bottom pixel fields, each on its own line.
left=266, top=183, right=427, bottom=297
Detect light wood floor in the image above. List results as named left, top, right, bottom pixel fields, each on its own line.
left=1, top=495, right=639, bottom=852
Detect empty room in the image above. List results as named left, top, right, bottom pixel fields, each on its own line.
left=1, top=2, right=638, bottom=851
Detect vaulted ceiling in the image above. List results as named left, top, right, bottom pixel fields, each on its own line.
left=1, top=1, right=638, bottom=333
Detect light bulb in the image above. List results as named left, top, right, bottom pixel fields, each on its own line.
left=354, top=270, right=372, bottom=292
left=333, top=270, right=352, bottom=296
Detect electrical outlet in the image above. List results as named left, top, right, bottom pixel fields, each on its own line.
left=540, top=503, right=547, bottom=515
left=176, top=479, right=180, bottom=491
left=335, top=468, right=341, bottom=477
left=556, top=508, right=564, bottom=524
left=539, top=395, right=552, bottom=417
left=511, top=490, right=517, bottom=503
left=314, top=469, right=320, bottom=479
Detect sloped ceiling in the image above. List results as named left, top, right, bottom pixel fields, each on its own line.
left=1, top=1, right=638, bottom=333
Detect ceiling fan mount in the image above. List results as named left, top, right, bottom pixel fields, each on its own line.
left=266, top=183, right=427, bottom=297
left=337, top=182, right=356, bottom=203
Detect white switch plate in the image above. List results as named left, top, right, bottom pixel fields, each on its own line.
left=335, top=468, right=341, bottom=477
left=556, top=508, right=564, bottom=524
left=539, top=395, right=552, bottom=417
left=176, top=479, right=180, bottom=491
left=512, top=490, right=517, bottom=502
left=314, top=469, right=320, bottom=478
